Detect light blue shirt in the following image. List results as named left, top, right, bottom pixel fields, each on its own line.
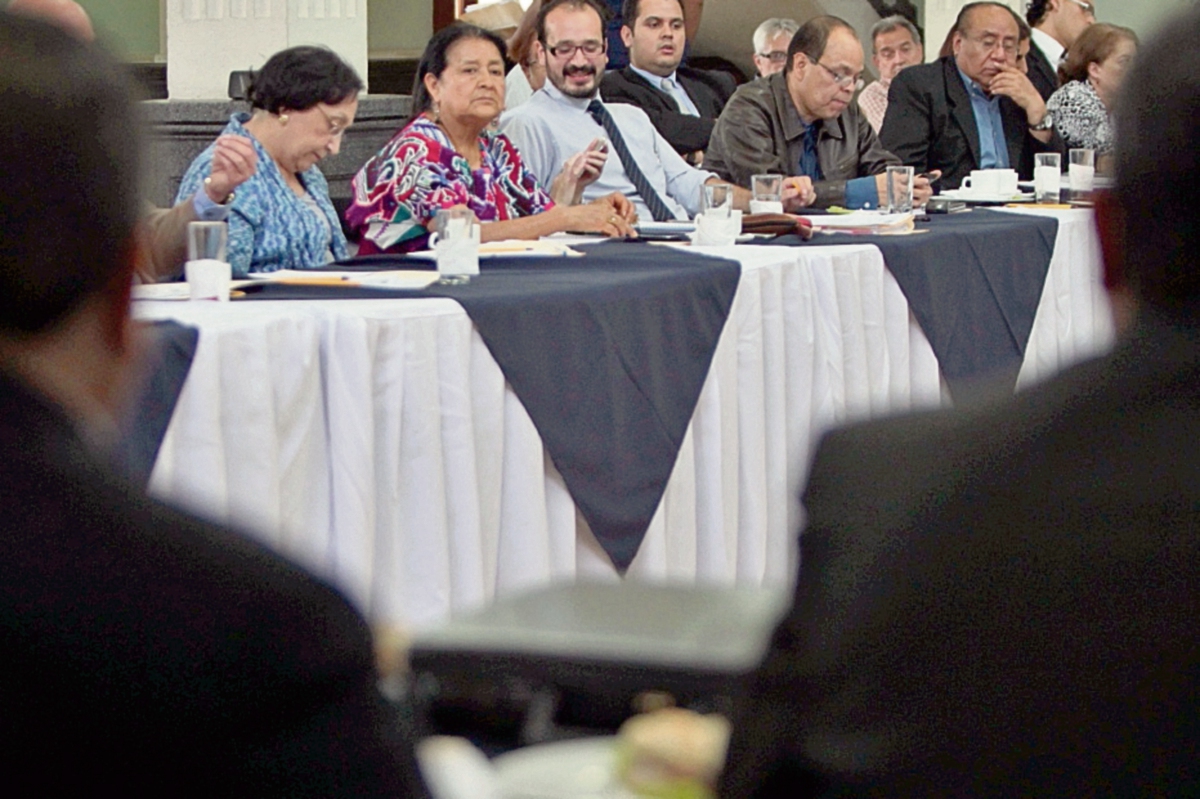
left=798, top=120, right=879, bottom=210
left=957, top=66, right=1010, bottom=170
left=190, top=187, right=230, bottom=221
left=500, top=83, right=715, bottom=221
left=629, top=65, right=700, bottom=116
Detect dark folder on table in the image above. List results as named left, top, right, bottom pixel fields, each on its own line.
left=407, top=582, right=788, bottom=750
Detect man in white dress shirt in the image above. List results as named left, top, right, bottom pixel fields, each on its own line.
left=501, top=0, right=747, bottom=222
left=1025, top=0, right=1095, bottom=100
left=598, top=0, right=736, bottom=164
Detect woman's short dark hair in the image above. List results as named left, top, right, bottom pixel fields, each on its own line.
left=410, top=23, right=507, bottom=121
left=1058, top=22, right=1138, bottom=84
left=248, top=45, right=363, bottom=114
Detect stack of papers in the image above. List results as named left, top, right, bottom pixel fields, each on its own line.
left=407, top=239, right=586, bottom=259
left=797, top=211, right=916, bottom=235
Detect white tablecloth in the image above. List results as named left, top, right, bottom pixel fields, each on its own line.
left=136, top=209, right=1112, bottom=628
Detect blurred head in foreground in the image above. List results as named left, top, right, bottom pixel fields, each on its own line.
left=5, top=0, right=92, bottom=40
left=0, top=14, right=141, bottom=410
left=1096, top=5, right=1200, bottom=324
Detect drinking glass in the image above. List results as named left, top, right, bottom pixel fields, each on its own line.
left=701, top=182, right=733, bottom=219
left=886, top=165, right=914, bottom=213
left=1034, top=153, right=1062, bottom=204
left=750, top=174, right=784, bottom=214
left=1069, top=148, right=1096, bottom=197
left=432, top=207, right=480, bottom=285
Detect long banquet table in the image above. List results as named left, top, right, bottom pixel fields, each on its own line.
left=135, top=208, right=1113, bottom=629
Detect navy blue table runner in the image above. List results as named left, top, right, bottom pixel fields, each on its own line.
left=244, top=242, right=741, bottom=571
left=117, top=320, right=200, bottom=486
left=754, top=209, right=1059, bottom=399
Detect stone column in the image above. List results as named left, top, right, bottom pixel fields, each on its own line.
left=165, top=0, right=369, bottom=100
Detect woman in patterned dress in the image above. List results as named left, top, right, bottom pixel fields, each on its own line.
left=347, top=23, right=636, bottom=255
left=1047, top=23, right=1138, bottom=160
left=176, top=46, right=362, bottom=276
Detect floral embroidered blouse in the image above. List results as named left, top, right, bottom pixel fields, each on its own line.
left=1046, top=80, right=1114, bottom=155
left=175, top=113, right=348, bottom=276
left=346, top=115, right=555, bottom=254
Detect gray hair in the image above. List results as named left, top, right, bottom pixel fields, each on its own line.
left=870, top=15, right=921, bottom=52
left=753, top=17, right=799, bottom=55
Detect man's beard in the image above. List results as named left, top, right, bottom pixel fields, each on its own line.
left=554, top=63, right=601, bottom=98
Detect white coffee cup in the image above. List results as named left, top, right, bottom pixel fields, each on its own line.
left=960, top=168, right=1018, bottom=197
left=692, top=209, right=742, bottom=246
left=185, top=258, right=231, bottom=302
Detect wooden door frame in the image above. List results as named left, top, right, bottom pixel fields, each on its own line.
left=433, top=0, right=464, bottom=30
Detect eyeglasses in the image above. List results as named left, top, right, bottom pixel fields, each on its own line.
left=316, top=104, right=349, bottom=137
left=1067, top=0, right=1096, bottom=15
left=758, top=50, right=788, bottom=63
left=545, top=39, right=605, bottom=59
left=816, top=61, right=865, bottom=92
left=964, top=33, right=1018, bottom=56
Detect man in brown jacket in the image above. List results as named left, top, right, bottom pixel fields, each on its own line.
left=706, top=15, right=935, bottom=209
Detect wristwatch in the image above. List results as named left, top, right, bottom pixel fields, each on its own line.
left=1029, top=112, right=1054, bottom=131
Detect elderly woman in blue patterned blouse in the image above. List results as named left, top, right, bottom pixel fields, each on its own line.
left=176, top=46, right=362, bottom=275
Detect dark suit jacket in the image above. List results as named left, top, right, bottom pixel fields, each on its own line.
left=1026, top=39, right=1059, bottom=102
left=600, top=65, right=736, bottom=156
left=880, top=56, right=1060, bottom=189
left=719, top=307, right=1200, bottom=797
left=0, top=370, right=430, bottom=797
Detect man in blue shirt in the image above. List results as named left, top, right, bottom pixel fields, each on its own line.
left=705, top=16, right=932, bottom=210
left=880, top=1, right=1059, bottom=190
left=502, top=0, right=748, bottom=222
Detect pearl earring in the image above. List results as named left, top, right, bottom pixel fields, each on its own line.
left=431, top=101, right=440, bottom=123
left=279, top=113, right=289, bottom=126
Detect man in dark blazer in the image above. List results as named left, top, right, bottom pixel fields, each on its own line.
left=719, top=6, right=1200, bottom=795
left=0, top=16, right=429, bottom=796
left=880, top=1, right=1059, bottom=190
left=600, top=0, right=734, bottom=163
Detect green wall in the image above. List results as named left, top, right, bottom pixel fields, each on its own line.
left=368, top=0, right=433, bottom=58
left=66, top=0, right=1200, bottom=65
left=79, top=0, right=161, bottom=61
left=74, top=0, right=434, bottom=62
left=1100, top=0, right=1198, bottom=40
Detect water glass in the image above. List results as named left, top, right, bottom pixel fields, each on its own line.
left=701, top=182, right=734, bottom=219
left=432, top=207, right=480, bottom=285
left=750, top=173, right=784, bottom=214
left=1069, top=148, right=1096, bottom=196
left=185, top=221, right=230, bottom=301
left=1034, top=153, right=1062, bottom=204
left=886, top=165, right=914, bottom=213
left=187, top=221, right=227, bottom=262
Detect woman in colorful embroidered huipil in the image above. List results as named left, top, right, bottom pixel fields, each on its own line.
left=347, top=24, right=635, bottom=254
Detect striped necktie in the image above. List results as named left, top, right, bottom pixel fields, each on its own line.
left=586, top=99, right=675, bottom=222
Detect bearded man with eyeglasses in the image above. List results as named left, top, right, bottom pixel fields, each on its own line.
left=880, top=1, right=1061, bottom=191
left=501, top=0, right=750, bottom=222
left=706, top=15, right=933, bottom=210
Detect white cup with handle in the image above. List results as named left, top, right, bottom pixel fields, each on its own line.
left=960, top=168, right=1018, bottom=197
